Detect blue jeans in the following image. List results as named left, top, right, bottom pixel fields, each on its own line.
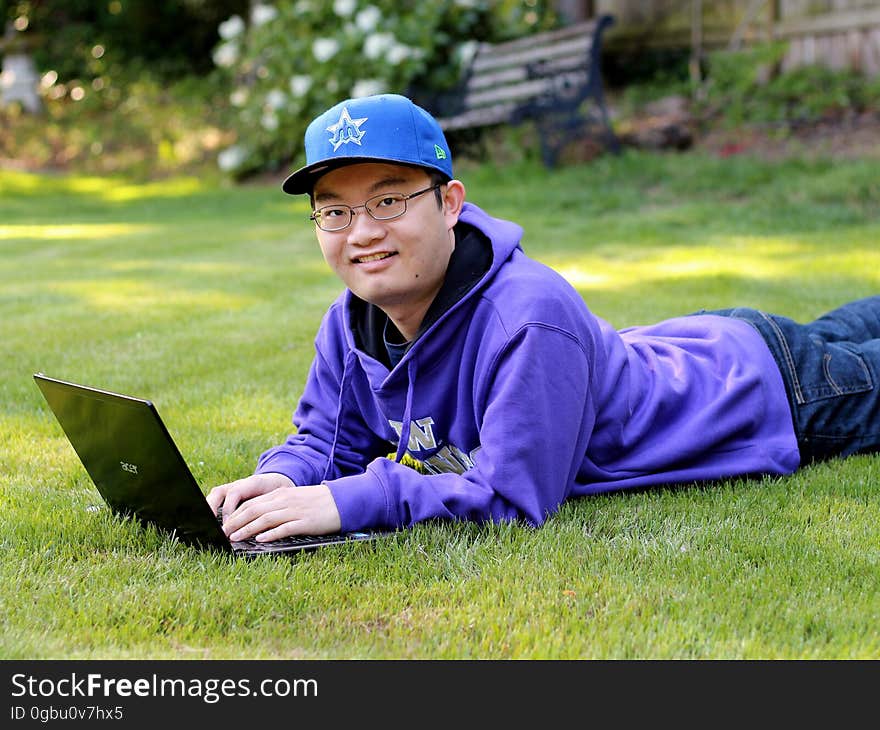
left=705, top=296, right=880, bottom=464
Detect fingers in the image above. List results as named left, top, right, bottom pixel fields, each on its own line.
left=221, top=493, right=281, bottom=539
left=205, top=483, right=229, bottom=513
left=222, top=484, right=342, bottom=540
left=205, top=479, right=246, bottom=517
left=205, top=473, right=295, bottom=518
left=227, top=505, right=299, bottom=543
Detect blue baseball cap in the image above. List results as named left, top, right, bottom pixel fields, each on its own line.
left=281, top=94, right=453, bottom=195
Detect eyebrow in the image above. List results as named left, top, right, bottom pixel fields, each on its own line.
left=314, top=175, right=414, bottom=204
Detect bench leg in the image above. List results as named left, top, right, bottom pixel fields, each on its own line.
left=534, top=106, right=619, bottom=167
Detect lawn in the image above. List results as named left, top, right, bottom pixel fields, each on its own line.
left=2, top=149, right=879, bottom=659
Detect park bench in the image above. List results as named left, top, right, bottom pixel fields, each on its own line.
left=423, top=15, right=620, bottom=166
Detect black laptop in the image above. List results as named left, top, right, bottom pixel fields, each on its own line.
left=33, top=373, right=387, bottom=556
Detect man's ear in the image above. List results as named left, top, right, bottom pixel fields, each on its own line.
left=442, top=179, right=466, bottom=227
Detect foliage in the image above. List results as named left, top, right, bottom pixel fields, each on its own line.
left=0, top=63, right=235, bottom=178
left=2, top=151, right=880, bottom=658
left=700, top=42, right=880, bottom=128
left=211, top=0, right=557, bottom=178
left=1, top=2, right=247, bottom=178
left=0, top=0, right=249, bottom=80
left=617, top=66, right=692, bottom=117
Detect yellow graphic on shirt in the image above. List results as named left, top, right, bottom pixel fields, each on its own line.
left=387, top=417, right=480, bottom=475
left=385, top=451, right=430, bottom=474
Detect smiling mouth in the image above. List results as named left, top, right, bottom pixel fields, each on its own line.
left=354, top=252, right=396, bottom=264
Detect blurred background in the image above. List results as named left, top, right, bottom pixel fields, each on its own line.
left=1, top=0, right=878, bottom=182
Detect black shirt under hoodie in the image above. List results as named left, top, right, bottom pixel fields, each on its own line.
left=349, top=222, right=493, bottom=369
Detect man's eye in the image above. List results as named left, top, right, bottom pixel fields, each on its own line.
left=375, top=196, right=400, bottom=208
left=322, top=207, right=348, bottom=218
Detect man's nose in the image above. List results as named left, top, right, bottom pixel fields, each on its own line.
left=345, top=209, right=385, bottom=245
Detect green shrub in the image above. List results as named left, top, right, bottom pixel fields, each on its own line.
left=0, top=63, right=234, bottom=179
left=1, top=0, right=249, bottom=81
left=701, top=42, right=878, bottom=127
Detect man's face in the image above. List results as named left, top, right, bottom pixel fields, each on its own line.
left=312, top=162, right=463, bottom=337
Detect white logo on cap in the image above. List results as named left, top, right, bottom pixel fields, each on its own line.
left=326, top=107, right=368, bottom=151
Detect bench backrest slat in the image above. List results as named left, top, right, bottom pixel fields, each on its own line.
left=464, top=72, right=588, bottom=109
left=471, top=35, right=594, bottom=73
left=472, top=20, right=600, bottom=56
left=466, top=56, right=587, bottom=93
left=439, top=103, right=519, bottom=131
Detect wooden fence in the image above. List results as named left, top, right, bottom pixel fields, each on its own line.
left=594, top=0, right=880, bottom=76
left=774, top=3, right=880, bottom=75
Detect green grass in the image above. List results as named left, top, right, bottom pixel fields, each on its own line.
left=2, top=149, right=879, bottom=659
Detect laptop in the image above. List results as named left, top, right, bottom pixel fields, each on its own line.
left=33, top=373, right=388, bottom=556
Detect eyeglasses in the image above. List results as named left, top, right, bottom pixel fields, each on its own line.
left=309, top=183, right=442, bottom=232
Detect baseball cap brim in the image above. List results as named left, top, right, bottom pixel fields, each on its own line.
left=282, top=155, right=440, bottom=196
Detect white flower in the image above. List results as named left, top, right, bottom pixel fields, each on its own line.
left=265, top=89, right=286, bottom=110
left=333, top=0, right=356, bottom=17
left=456, top=40, right=480, bottom=65
left=218, top=15, right=245, bottom=40
left=351, top=79, right=387, bottom=98
left=212, top=42, right=239, bottom=68
left=261, top=111, right=279, bottom=131
left=218, top=145, right=247, bottom=171
left=251, top=4, right=278, bottom=26
left=355, top=6, right=381, bottom=32
left=312, top=38, right=340, bottom=62
left=230, top=88, right=248, bottom=106
left=289, top=74, right=312, bottom=97
left=363, top=32, right=395, bottom=60
left=387, top=43, right=413, bottom=65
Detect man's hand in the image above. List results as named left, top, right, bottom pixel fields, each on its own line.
left=206, top=473, right=342, bottom=540
left=206, top=472, right=293, bottom=518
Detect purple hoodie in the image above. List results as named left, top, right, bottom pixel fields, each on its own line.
left=256, top=202, right=800, bottom=531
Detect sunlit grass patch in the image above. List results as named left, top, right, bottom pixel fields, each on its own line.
left=50, top=278, right=253, bottom=314
left=0, top=223, right=156, bottom=241
left=550, top=234, right=880, bottom=294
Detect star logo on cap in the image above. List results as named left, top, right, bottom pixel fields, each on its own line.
left=326, top=107, right=368, bottom=151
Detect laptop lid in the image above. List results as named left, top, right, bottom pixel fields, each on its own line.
left=33, top=374, right=385, bottom=555
left=34, top=373, right=232, bottom=551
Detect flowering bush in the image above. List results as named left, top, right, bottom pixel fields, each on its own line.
left=213, top=0, right=553, bottom=177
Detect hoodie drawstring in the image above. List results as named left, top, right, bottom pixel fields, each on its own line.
left=393, top=358, right=417, bottom=463
left=323, top=349, right=356, bottom=482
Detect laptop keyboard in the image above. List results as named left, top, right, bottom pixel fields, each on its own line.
left=216, top=508, right=368, bottom=552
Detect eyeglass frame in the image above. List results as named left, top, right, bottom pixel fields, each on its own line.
left=309, top=183, right=444, bottom=232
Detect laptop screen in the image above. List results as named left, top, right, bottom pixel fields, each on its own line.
left=33, top=374, right=231, bottom=550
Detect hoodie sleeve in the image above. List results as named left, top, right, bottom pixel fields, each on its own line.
left=325, top=323, right=598, bottom=531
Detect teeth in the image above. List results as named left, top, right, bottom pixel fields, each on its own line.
left=357, top=252, right=392, bottom=263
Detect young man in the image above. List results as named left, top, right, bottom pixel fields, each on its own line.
left=207, top=93, right=880, bottom=543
